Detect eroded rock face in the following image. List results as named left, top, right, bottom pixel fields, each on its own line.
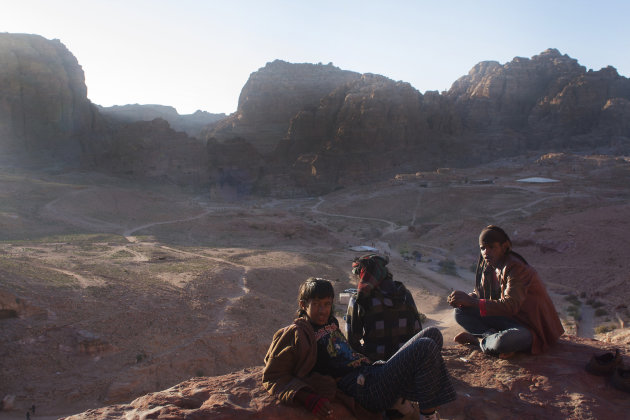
left=447, top=49, right=585, bottom=130
left=445, top=49, right=630, bottom=157
left=97, top=104, right=226, bottom=139
left=3, top=35, right=630, bottom=196
left=0, top=33, right=98, bottom=160
left=63, top=336, right=630, bottom=420
left=254, top=49, right=630, bottom=194
left=205, top=60, right=361, bottom=154
left=529, top=65, right=630, bottom=149
left=275, top=74, right=453, bottom=191
left=92, top=118, right=210, bottom=186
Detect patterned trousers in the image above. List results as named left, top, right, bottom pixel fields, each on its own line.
left=338, top=326, right=457, bottom=412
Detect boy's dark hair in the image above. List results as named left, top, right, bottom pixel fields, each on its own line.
left=475, top=225, right=528, bottom=295
left=479, top=225, right=511, bottom=247
left=297, top=277, right=335, bottom=317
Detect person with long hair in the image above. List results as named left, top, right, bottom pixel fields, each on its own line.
left=263, top=277, right=456, bottom=419
left=447, top=225, right=564, bottom=358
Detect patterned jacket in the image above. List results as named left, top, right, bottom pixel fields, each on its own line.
left=345, top=281, right=422, bottom=361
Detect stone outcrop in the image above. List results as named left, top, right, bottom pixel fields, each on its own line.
left=204, top=60, right=361, bottom=154
left=528, top=64, right=630, bottom=150
left=206, top=136, right=266, bottom=196
left=447, top=49, right=585, bottom=131
left=97, top=104, right=226, bottom=139
left=92, top=118, right=209, bottom=185
left=63, top=336, right=630, bottom=420
left=2, top=33, right=630, bottom=196
left=444, top=49, right=630, bottom=158
left=274, top=74, right=458, bottom=192
left=0, top=33, right=99, bottom=160
left=280, top=49, right=630, bottom=192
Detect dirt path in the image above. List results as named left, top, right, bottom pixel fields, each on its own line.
left=41, top=187, right=123, bottom=232
left=309, top=196, right=399, bottom=233
left=577, top=300, right=595, bottom=339
left=41, top=265, right=106, bottom=288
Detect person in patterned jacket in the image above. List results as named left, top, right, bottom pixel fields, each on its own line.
left=346, top=254, right=423, bottom=361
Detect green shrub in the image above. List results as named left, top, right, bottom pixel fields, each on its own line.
left=438, top=259, right=457, bottom=276
left=564, top=294, right=581, bottom=306
left=595, top=324, right=617, bottom=334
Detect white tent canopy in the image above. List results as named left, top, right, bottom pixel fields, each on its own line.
left=516, top=177, right=559, bottom=183
left=348, top=245, right=379, bottom=252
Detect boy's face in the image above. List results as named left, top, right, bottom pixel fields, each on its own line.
left=301, top=296, right=333, bottom=326
left=480, top=240, right=510, bottom=268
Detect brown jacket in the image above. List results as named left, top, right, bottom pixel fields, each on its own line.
left=481, top=253, right=564, bottom=354
left=262, top=317, right=380, bottom=419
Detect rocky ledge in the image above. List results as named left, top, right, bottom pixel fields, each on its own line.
left=63, top=335, right=630, bottom=420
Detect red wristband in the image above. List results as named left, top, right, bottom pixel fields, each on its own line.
left=479, top=299, right=487, bottom=317
left=304, top=393, right=328, bottom=415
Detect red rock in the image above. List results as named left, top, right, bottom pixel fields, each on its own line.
left=64, top=336, right=630, bottom=420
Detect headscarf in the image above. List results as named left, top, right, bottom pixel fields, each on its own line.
left=479, top=225, right=511, bottom=246
left=476, top=225, right=528, bottom=277
left=351, top=254, right=395, bottom=298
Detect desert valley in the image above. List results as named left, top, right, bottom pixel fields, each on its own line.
left=2, top=151, right=630, bottom=419
left=1, top=33, right=630, bottom=419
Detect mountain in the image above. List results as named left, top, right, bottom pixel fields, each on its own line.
left=0, top=33, right=101, bottom=161
left=203, top=60, right=361, bottom=154
left=97, top=104, right=226, bottom=139
left=1, top=34, right=629, bottom=196
left=270, top=49, right=630, bottom=192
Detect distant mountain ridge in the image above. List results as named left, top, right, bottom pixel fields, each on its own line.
left=1, top=33, right=629, bottom=195
left=97, top=104, right=225, bottom=139
left=204, top=60, right=361, bottom=154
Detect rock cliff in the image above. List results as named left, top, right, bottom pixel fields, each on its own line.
left=274, top=74, right=454, bottom=192
left=92, top=118, right=209, bottom=185
left=446, top=49, right=630, bottom=155
left=63, top=335, right=630, bottom=420
left=271, top=49, right=630, bottom=191
left=204, top=60, right=361, bottom=154
left=97, top=104, right=226, bottom=139
left=0, top=33, right=99, bottom=160
left=2, top=34, right=630, bottom=196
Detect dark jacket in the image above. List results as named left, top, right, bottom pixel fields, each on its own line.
left=262, top=317, right=381, bottom=419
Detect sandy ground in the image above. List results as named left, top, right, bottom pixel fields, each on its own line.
left=1, top=153, right=630, bottom=418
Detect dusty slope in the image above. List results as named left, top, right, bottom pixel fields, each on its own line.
left=1, top=152, right=629, bottom=418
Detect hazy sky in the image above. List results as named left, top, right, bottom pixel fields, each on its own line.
left=2, top=1, right=629, bottom=115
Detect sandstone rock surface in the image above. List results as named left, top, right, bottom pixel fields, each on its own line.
left=63, top=336, right=630, bottom=420
left=205, top=60, right=361, bottom=154
left=92, top=118, right=209, bottom=186
left=0, top=33, right=98, bottom=160
left=3, top=34, right=630, bottom=197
